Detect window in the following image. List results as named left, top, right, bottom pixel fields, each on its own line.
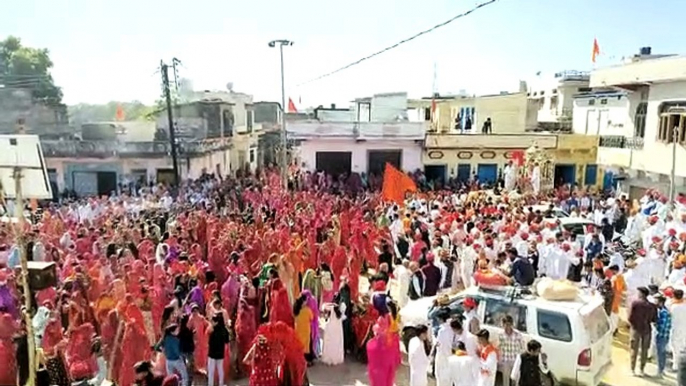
left=600, top=99, right=608, bottom=105
left=483, top=299, right=528, bottom=332
left=537, top=310, right=572, bottom=342
left=588, top=99, right=596, bottom=106
left=583, top=306, right=610, bottom=342
left=561, top=223, right=589, bottom=240
left=540, top=91, right=545, bottom=96
left=249, top=148, right=256, bottom=163
left=429, top=296, right=484, bottom=324
left=550, top=96, right=559, bottom=112
left=657, top=101, right=686, bottom=143
left=552, top=89, right=558, bottom=94
left=424, top=107, right=432, bottom=121
left=634, top=102, right=647, bottom=138
left=578, top=87, right=592, bottom=92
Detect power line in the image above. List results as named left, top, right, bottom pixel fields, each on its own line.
left=297, top=0, right=499, bottom=87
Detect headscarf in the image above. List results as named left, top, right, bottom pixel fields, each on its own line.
left=301, top=290, right=320, bottom=354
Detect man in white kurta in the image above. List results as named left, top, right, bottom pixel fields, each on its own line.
left=503, top=161, right=517, bottom=191
left=671, top=290, right=686, bottom=372
left=395, top=260, right=412, bottom=308
left=460, top=246, right=477, bottom=289
left=477, top=330, right=498, bottom=386
left=434, top=318, right=455, bottom=386
left=449, top=343, right=479, bottom=386
left=530, top=164, right=541, bottom=195
left=408, top=327, right=431, bottom=386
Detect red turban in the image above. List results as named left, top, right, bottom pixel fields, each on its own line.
left=372, top=281, right=386, bottom=292
left=463, top=297, right=477, bottom=309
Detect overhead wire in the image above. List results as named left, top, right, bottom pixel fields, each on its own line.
left=296, top=0, right=499, bottom=87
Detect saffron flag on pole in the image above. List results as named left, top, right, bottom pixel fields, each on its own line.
left=288, top=97, right=298, bottom=113
left=382, top=163, right=417, bottom=204
left=592, top=38, right=600, bottom=63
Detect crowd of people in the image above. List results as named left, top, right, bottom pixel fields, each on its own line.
left=0, top=164, right=685, bottom=386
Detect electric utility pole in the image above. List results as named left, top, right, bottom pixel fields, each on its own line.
left=160, top=60, right=180, bottom=187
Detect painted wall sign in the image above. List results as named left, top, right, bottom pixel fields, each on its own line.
left=427, top=150, right=444, bottom=159
left=457, top=151, right=473, bottom=159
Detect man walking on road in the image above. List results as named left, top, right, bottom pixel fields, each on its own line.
left=670, top=289, right=686, bottom=372
left=497, top=315, right=524, bottom=386
left=628, top=286, right=657, bottom=376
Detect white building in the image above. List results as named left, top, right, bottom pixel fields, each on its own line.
left=289, top=92, right=425, bottom=176
left=572, top=90, right=631, bottom=136
left=527, top=71, right=591, bottom=131
left=582, top=50, right=686, bottom=197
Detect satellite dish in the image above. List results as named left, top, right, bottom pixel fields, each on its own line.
left=226, top=82, right=234, bottom=92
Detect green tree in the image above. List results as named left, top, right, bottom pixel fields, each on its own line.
left=0, top=36, right=63, bottom=105
left=68, top=101, right=157, bottom=123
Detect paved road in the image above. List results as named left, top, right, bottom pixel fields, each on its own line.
left=220, top=327, right=678, bottom=385
left=219, top=278, right=679, bottom=385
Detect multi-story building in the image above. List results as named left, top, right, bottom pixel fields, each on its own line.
left=526, top=71, right=591, bottom=131
left=41, top=89, right=267, bottom=196
left=578, top=48, right=686, bottom=197
left=410, top=91, right=598, bottom=186
left=0, top=88, right=70, bottom=137
left=409, top=90, right=528, bottom=134
left=289, top=92, right=425, bottom=176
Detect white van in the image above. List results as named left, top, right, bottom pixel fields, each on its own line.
left=400, top=285, right=613, bottom=386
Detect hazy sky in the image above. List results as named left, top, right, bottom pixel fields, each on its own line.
left=1, top=0, right=683, bottom=107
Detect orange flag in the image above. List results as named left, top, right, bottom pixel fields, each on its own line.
left=115, top=103, right=125, bottom=121
left=382, top=163, right=417, bottom=204
left=288, top=98, right=298, bottom=113
left=592, top=38, right=600, bottom=63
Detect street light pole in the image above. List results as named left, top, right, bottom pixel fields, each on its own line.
left=269, top=39, right=293, bottom=190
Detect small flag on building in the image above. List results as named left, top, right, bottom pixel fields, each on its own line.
left=288, top=98, right=298, bottom=113
left=592, top=38, right=600, bottom=63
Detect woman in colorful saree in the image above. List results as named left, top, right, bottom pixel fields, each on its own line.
left=236, top=297, right=257, bottom=377
left=366, top=316, right=401, bottom=386
left=42, top=317, right=70, bottom=386
left=0, top=313, right=17, bottom=386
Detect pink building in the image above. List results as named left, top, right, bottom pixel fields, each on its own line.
left=289, top=92, right=427, bottom=176
left=289, top=121, right=425, bottom=176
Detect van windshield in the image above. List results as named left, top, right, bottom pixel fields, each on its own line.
left=582, top=306, right=611, bottom=342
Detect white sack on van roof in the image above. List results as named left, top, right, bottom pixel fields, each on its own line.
left=536, top=277, right=579, bottom=301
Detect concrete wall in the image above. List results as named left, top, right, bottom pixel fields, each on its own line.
left=432, top=93, right=528, bottom=133
left=632, top=81, right=686, bottom=177
left=297, top=139, right=422, bottom=173
left=254, top=102, right=280, bottom=124
left=0, top=88, right=68, bottom=134
left=45, top=147, right=232, bottom=191
left=371, top=93, right=408, bottom=122
left=572, top=94, right=633, bottom=136
left=316, top=109, right=353, bottom=122
left=590, top=56, right=686, bottom=87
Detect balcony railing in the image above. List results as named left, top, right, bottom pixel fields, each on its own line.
left=598, top=135, right=644, bottom=150
left=41, top=139, right=231, bottom=158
